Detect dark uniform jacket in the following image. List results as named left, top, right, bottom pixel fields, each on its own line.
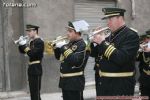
left=90, top=43, right=101, bottom=74
left=54, top=39, right=89, bottom=91
left=91, top=25, right=139, bottom=95
left=97, top=25, right=139, bottom=73
left=18, top=38, right=44, bottom=76
left=137, top=52, right=150, bottom=85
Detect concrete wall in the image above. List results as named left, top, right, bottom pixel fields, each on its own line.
left=119, top=0, right=150, bottom=34
left=8, top=0, right=26, bottom=91
left=0, top=0, right=26, bottom=91
left=0, top=0, right=4, bottom=91
left=23, top=0, right=74, bottom=39
left=131, top=0, right=150, bottom=34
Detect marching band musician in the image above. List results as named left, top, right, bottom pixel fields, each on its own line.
left=91, top=8, right=139, bottom=96
left=53, top=20, right=90, bottom=100
left=18, top=24, right=44, bottom=100
left=137, top=30, right=150, bottom=99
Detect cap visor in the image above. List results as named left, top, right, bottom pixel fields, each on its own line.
left=102, top=15, right=121, bottom=20
left=65, top=26, right=75, bottom=30
left=101, top=16, right=108, bottom=20
left=26, top=29, right=31, bottom=31
left=146, top=35, right=150, bottom=38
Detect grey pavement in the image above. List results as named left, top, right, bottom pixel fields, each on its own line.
left=0, top=83, right=140, bottom=100
left=0, top=89, right=96, bottom=100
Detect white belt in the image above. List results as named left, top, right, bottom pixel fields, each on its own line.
left=60, top=71, right=83, bottom=78
left=99, top=71, right=134, bottom=77
left=28, top=60, right=40, bottom=65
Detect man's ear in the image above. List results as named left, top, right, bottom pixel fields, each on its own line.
left=34, top=29, right=38, bottom=34
left=75, top=32, right=81, bottom=36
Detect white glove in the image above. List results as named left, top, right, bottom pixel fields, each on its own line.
left=19, top=36, right=24, bottom=41
left=148, top=41, right=150, bottom=48
left=19, top=39, right=27, bottom=45
left=55, top=40, right=67, bottom=48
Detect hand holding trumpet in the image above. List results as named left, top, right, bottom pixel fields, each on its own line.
left=92, top=33, right=106, bottom=44
left=18, top=36, right=27, bottom=45
left=90, top=27, right=110, bottom=44
left=53, top=36, right=68, bottom=48
left=139, top=42, right=150, bottom=52
left=14, top=35, right=29, bottom=45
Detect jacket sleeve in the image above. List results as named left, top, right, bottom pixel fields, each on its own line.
left=144, top=52, right=150, bottom=57
left=18, top=45, right=26, bottom=54
left=90, top=43, right=99, bottom=57
left=54, top=48, right=61, bottom=60
left=19, top=40, right=44, bottom=58
left=97, top=33, right=139, bottom=66
left=136, top=52, right=142, bottom=61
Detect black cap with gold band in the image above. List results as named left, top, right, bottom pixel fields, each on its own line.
left=66, top=21, right=75, bottom=30
left=102, top=7, right=126, bottom=20
left=26, top=24, right=40, bottom=31
left=146, top=29, right=150, bottom=38
left=139, top=29, right=150, bottom=41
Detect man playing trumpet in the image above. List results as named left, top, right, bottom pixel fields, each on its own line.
left=90, top=8, right=139, bottom=96
left=17, top=24, right=44, bottom=100
left=53, top=20, right=89, bottom=100
left=137, top=30, right=150, bottom=99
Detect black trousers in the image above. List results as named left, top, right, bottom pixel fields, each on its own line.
left=95, top=72, right=99, bottom=96
left=139, top=74, right=150, bottom=100
left=97, top=77, right=135, bottom=96
left=28, top=75, right=42, bottom=100
left=62, top=89, right=83, bottom=100
left=140, top=83, right=150, bottom=99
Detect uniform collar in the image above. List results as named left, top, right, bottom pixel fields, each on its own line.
left=112, top=25, right=126, bottom=36
left=70, top=38, right=83, bottom=44
left=30, top=35, right=40, bottom=41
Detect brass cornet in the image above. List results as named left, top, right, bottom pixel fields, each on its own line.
left=44, top=36, right=69, bottom=55
left=14, top=36, right=29, bottom=44
left=44, top=27, right=111, bottom=55
left=89, top=27, right=111, bottom=40
left=139, top=42, right=148, bottom=52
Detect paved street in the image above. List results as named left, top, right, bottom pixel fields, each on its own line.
left=0, top=89, right=96, bottom=100
left=0, top=84, right=140, bottom=100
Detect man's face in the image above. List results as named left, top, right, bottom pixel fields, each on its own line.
left=27, top=30, right=37, bottom=38
left=66, top=28, right=77, bottom=41
left=106, top=16, right=120, bottom=32
left=144, top=38, right=150, bottom=42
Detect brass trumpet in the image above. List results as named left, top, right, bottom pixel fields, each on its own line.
left=89, top=27, right=111, bottom=40
left=44, top=27, right=111, bottom=55
left=44, top=36, right=68, bottom=55
left=139, top=43, right=148, bottom=52
left=14, top=36, right=29, bottom=44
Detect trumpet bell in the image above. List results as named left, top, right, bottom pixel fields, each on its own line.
left=53, top=36, right=68, bottom=45
left=44, top=36, right=69, bottom=55
left=44, top=41, right=54, bottom=55
left=14, top=36, right=29, bottom=44
left=89, top=27, right=111, bottom=40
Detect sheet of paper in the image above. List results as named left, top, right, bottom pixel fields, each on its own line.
left=72, top=20, right=89, bottom=32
